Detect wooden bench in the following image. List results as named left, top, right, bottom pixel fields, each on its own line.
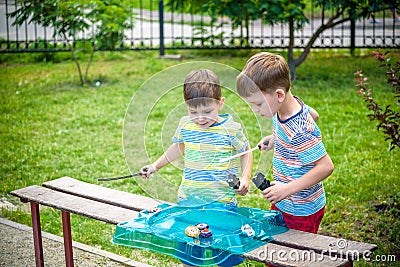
left=11, top=177, right=377, bottom=267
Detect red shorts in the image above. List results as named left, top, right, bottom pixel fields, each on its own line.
left=271, top=204, right=325, bottom=234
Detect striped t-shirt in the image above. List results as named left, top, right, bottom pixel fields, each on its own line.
left=273, top=97, right=327, bottom=216
left=172, top=114, right=248, bottom=204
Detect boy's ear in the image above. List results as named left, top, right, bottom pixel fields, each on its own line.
left=275, top=89, right=286, bottom=103
left=218, top=97, right=225, bottom=110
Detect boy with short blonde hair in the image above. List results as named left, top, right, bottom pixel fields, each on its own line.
left=142, top=69, right=252, bottom=203
left=237, top=52, right=333, bottom=234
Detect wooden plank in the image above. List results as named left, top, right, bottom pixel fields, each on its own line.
left=244, top=242, right=351, bottom=267
left=43, top=178, right=375, bottom=254
left=273, top=229, right=377, bottom=261
left=40, top=177, right=377, bottom=263
left=12, top=184, right=349, bottom=266
left=11, top=186, right=138, bottom=224
left=42, top=177, right=165, bottom=211
left=10, top=182, right=363, bottom=266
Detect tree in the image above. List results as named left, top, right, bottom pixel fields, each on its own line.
left=166, top=0, right=384, bottom=81
left=259, top=0, right=372, bottom=81
left=8, top=0, right=134, bottom=85
left=204, top=0, right=260, bottom=46
left=166, top=0, right=260, bottom=46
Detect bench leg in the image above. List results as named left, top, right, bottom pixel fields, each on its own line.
left=62, top=211, right=74, bottom=267
left=30, top=202, right=44, bottom=267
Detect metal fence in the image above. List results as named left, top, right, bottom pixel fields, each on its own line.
left=0, top=0, right=399, bottom=54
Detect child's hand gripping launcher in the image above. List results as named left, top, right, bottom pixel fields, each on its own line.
left=223, top=140, right=271, bottom=190
left=251, top=172, right=271, bottom=190
left=227, top=172, right=270, bottom=190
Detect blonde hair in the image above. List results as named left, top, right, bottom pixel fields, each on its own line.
left=184, top=69, right=221, bottom=107
left=236, top=52, right=291, bottom=97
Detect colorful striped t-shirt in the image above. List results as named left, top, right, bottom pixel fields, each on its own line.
left=172, top=114, right=248, bottom=204
left=273, top=97, right=327, bottom=216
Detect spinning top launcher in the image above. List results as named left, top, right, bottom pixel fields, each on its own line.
left=227, top=172, right=271, bottom=190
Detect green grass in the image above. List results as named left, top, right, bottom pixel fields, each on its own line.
left=1, top=49, right=399, bottom=266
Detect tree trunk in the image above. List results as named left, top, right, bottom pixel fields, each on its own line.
left=245, top=16, right=250, bottom=46
left=66, top=34, right=84, bottom=86
left=287, top=8, right=350, bottom=82
left=84, top=43, right=96, bottom=85
left=71, top=48, right=84, bottom=86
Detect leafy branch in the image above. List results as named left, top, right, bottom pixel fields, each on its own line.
left=354, top=50, right=400, bottom=150
left=8, top=0, right=133, bottom=86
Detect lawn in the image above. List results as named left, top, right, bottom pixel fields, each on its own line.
left=0, top=49, right=399, bottom=266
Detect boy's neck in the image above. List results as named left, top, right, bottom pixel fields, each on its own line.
left=277, top=91, right=301, bottom=121
left=213, top=114, right=225, bottom=125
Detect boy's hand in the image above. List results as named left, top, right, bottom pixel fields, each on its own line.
left=237, top=178, right=250, bottom=196
left=261, top=181, right=289, bottom=204
left=140, top=164, right=156, bottom=179
left=258, top=135, right=274, bottom=151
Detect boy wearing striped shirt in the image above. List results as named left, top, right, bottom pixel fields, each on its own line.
left=141, top=69, right=252, bottom=267
left=141, top=69, right=252, bottom=207
left=236, top=52, right=334, bottom=234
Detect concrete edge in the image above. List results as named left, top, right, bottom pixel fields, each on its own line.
left=158, top=54, right=182, bottom=60
left=0, top=217, right=153, bottom=267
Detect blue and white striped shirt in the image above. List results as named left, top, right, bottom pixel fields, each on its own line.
left=273, top=97, right=327, bottom=216
left=173, top=114, right=248, bottom=204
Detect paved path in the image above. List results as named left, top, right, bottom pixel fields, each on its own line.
left=0, top=217, right=152, bottom=267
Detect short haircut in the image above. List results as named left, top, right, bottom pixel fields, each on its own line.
left=184, top=69, right=221, bottom=107
left=236, top=52, right=291, bottom=97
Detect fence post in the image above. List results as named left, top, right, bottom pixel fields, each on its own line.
left=5, top=0, right=10, bottom=50
left=159, top=0, right=165, bottom=56
left=350, top=7, right=355, bottom=55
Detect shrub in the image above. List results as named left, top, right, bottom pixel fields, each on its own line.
left=354, top=50, right=400, bottom=150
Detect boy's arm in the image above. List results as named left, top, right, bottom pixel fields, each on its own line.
left=141, top=142, right=184, bottom=178
left=237, top=145, right=252, bottom=196
left=310, top=107, right=319, bottom=122
left=262, top=154, right=334, bottom=204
